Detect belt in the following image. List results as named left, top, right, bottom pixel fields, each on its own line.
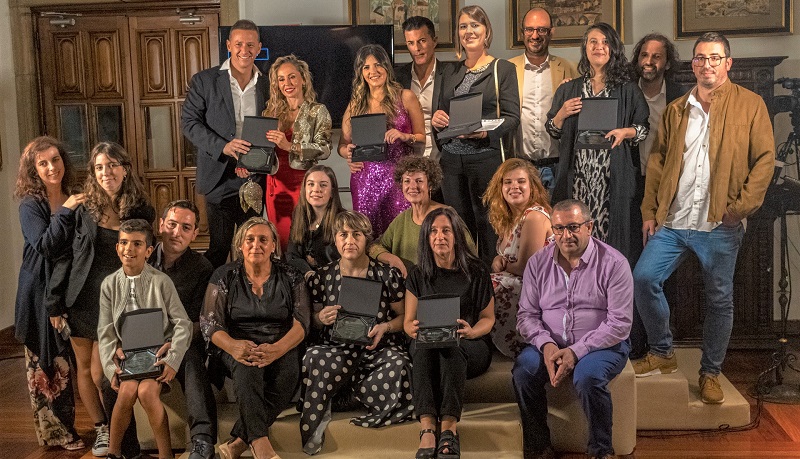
left=531, top=157, right=559, bottom=168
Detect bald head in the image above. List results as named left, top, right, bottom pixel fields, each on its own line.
left=522, top=8, right=553, bottom=62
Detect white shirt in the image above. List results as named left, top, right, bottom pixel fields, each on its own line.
left=518, top=54, right=555, bottom=160
left=411, top=60, right=439, bottom=160
left=664, top=91, right=720, bottom=232
left=639, top=79, right=667, bottom=175
left=220, top=58, right=262, bottom=139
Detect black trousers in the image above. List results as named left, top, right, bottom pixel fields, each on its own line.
left=205, top=195, right=260, bottom=269
left=175, top=334, right=217, bottom=441
left=222, top=347, right=299, bottom=444
left=439, top=150, right=502, bottom=265
left=410, top=338, right=491, bottom=421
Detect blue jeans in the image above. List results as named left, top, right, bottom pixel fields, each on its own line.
left=538, top=164, right=557, bottom=194
left=633, top=224, right=744, bottom=375
left=512, top=341, right=629, bottom=457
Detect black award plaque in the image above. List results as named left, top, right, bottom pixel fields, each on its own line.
left=351, top=113, right=388, bottom=162
left=416, top=296, right=460, bottom=349
left=330, top=276, right=383, bottom=345
left=119, top=309, right=165, bottom=381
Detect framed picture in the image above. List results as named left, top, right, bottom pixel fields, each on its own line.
left=676, top=0, right=793, bottom=39
left=348, top=0, right=459, bottom=52
left=508, top=0, right=623, bottom=48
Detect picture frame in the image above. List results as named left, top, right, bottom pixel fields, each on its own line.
left=508, top=0, right=623, bottom=48
left=675, top=0, right=793, bottom=39
left=348, top=0, right=459, bottom=52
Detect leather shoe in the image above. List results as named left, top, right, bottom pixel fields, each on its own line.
left=188, top=438, right=214, bottom=459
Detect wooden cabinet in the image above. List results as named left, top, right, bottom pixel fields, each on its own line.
left=667, top=57, right=785, bottom=348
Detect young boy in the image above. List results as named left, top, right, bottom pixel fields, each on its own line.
left=98, top=219, right=191, bottom=459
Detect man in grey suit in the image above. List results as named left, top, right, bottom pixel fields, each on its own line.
left=395, top=16, right=448, bottom=162
left=182, top=19, right=267, bottom=268
left=509, top=7, right=578, bottom=191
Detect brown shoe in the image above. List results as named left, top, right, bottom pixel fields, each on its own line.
left=633, top=352, right=678, bottom=377
left=699, top=373, right=725, bottom=404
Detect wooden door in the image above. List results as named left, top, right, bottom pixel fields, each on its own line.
left=36, top=6, right=219, bottom=248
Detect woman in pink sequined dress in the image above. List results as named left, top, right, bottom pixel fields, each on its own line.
left=338, top=44, right=425, bottom=236
left=483, top=158, right=553, bottom=358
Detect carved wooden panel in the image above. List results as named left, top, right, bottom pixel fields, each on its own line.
left=137, top=30, right=173, bottom=99
left=53, top=32, right=86, bottom=98
left=176, top=30, right=209, bottom=98
left=147, top=176, right=179, bottom=216
left=187, top=177, right=211, bottom=249
left=88, top=31, right=124, bottom=98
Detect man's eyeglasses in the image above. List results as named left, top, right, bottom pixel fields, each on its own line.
left=522, top=27, right=551, bottom=36
left=552, top=220, right=591, bottom=235
left=691, top=55, right=727, bottom=67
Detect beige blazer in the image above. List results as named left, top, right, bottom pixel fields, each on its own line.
left=508, top=53, right=579, bottom=106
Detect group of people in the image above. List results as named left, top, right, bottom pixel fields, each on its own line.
left=13, top=5, right=775, bottom=459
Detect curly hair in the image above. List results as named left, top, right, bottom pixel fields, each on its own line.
left=393, top=156, right=443, bottom=193
left=233, top=216, right=282, bottom=261
left=455, top=5, right=493, bottom=59
left=289, top=165, right=344, bottom=245
left=577, top=22, right=630, bottom=89
left=482, top=158, right=551, bottom=237
left=631, top=33, right=680, bottom=82
left=14, top=136, right=76, bottom=200
left=83, top=142, right=150, bottom=224
left=348, top=44, right=403, bottom=124
left=263, top=54, right=318, bottom=127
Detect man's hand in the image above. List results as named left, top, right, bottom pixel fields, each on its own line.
left=431, top=110, right=449, bottom=130
left=642, top=220, right=658, bottom=247
left=223, top=139, right=252, bottom=160
left=548, top=347, right=578, bottom=388
left=722, top=212, right=741, bottom=228
left=111, top=347, right=126, bottom=391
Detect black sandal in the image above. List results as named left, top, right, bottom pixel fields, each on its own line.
left=437, top=429, right=460, bottom=459
left=416, top=428, right=437, bottom=459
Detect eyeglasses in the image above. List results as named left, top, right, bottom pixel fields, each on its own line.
left=691, top=55, right=727, bottom=67
left=551, top=220, right=591, bottom=235
left=522, top=27, right=551, bottom=36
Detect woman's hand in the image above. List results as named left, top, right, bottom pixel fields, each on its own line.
left=491, top=255, right=507, bottom=273
left=342, top=143, right=364, bottom=173
left=379, top=253, right=408, bottom=278
left=431, top=110, right=449, bottom=130
left=405, top=319, right=420, bottom=340
left=366, top=322, right=390, bottom=350
left=267, top=129, right=291, bottom=151
left=385, top=128, right=409, bottom=144
left=252, top=342, right=284, bottom=367
left=554, top=97, right=582, bottom=129
left=605, top=127, right=636, bottom=149
left=63, top=193, right=85, bottom=210
left=228, top=339, right=261, bottom=365
left=318, top=305, right=342, bottom=327
left=111, top=347, right=126, bottom=391
left=456, top=319, right=476, bottom=339
left=155, top=341, right=172, bottom=360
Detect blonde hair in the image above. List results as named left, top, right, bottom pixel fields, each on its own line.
left=232, top=217, right=282, bottom=261
left=455, top=5, right=493, bottom=59
left=482, top=158, right=551, bottom=237
left=263, top=54, right=318, bottom=128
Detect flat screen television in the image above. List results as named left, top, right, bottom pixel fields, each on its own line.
left=219, top=25, right=394, bottom=128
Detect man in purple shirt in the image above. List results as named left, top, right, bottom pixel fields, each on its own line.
left=512, top=199, right=633, bottom=459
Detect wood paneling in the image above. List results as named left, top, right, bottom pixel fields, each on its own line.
left=53, top=33, right=85, bottom=97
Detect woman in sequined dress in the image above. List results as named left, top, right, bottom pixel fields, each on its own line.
left=547, top=22, right=649, bottom=264
left=262, top=54, right=332, bottom=251
left=431, top=5, right=520, bottom=266
left=338, top=44, right=425, bottom=237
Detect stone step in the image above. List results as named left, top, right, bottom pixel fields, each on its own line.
left=635, top=348, right=750, bottom=430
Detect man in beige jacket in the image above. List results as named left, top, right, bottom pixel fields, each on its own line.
left=509, top=7, right=578, bottom=190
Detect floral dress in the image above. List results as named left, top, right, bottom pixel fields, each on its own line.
left=490, top=206, right=551, bottom=358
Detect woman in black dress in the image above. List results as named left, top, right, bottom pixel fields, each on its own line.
left=201, top=217, right=310, bottom=459
left=404, top=207, right=495, bottom=459
left=48, top=142, right=154, bottom=456
left=301, top=210, right=413, bottom=455
left=285, top=165, right=344, bottom=280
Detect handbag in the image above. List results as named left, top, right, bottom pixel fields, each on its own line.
left=493, top=59, right=512, bottom=162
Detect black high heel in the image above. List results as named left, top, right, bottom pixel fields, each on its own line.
left=437, top=429, right=460, bottom=459
left=415, top=428, right=437, bottom=459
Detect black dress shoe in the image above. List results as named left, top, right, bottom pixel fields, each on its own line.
left=189, top=437, right=215, bottom=459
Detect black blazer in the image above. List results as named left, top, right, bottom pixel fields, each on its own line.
left=395, top=59, right=450, bottom=117
left=434, top=58, right=520, bottom=153
left=181, top=66, right=268, bottom=199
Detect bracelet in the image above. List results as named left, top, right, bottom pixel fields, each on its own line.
left=385, top=322, right=393, bottom=333
left=406, top=134, right=417, bottom=145
left=291, top=142, right=300, bottom=155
